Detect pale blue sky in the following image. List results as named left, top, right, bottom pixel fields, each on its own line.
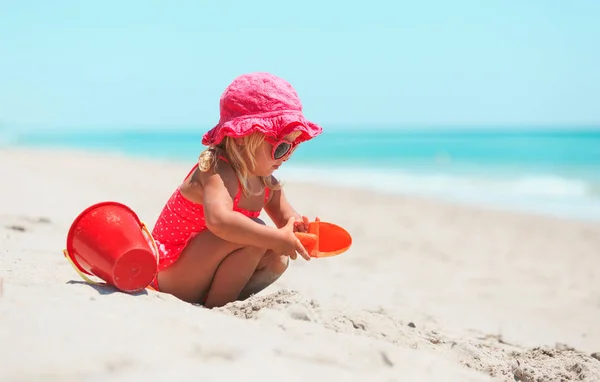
left=1, top=0, right=599, bottom=129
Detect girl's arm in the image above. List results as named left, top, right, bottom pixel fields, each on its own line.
left=264, top=182, right=305, bottom=230
left=199, top=168, right=282, bottom=247
left=200, top=168, right=309, bottom=261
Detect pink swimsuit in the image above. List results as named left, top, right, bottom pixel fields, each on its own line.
left=150, top=160, right=269, bottom=290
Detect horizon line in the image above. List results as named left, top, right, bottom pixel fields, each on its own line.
left=3, top=122, right=600, bottom=131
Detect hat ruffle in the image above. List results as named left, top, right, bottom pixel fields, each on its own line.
left=202, top=109, right=322, bottom=146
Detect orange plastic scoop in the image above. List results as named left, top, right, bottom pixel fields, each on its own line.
left=295, top=219, right=352, bottom=258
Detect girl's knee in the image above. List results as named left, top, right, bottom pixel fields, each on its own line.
left=261, top=252, right=289, bottom=275
left=272, top=255, right=289, bottom=275
left=245, top=245, right=268, bottom=260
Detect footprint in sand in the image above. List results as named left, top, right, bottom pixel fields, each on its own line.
left=3, top=216, right=51, bottom=232
left=6, top=224, right=27, bottom=232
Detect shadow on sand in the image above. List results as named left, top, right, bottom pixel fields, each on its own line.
left=66, top=280, right=149, bottom=296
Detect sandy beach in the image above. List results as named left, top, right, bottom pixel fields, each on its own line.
left=1, top=147, right=599, bottom=382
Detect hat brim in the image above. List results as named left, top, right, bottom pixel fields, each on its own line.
left=202, top=110, right=323, bottom=146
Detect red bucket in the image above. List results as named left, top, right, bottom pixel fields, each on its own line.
left=63, top=201, right=158, bottom=293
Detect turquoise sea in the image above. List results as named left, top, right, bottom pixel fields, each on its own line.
left=5, top=126, right=600, bottom=222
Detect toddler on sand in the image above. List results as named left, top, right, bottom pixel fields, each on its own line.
left=149, top=72, right=323, bottom=308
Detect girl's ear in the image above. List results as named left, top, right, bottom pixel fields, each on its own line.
left=234, top=137, right=245, bottom=146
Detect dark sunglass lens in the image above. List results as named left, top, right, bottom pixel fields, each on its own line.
left=274, top=142, right=291, bottom=159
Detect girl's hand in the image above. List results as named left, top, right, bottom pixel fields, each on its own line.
left=293, top=215, right=310, bottom=232
left=293, top=215, right=320, bottom=232
left=274, top=217, right=311, bottom=261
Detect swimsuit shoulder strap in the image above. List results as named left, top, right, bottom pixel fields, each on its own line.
left=183, top=154, right=227, bottom=182
left=217, top=155, right=243, bottom=205
left=184, top=164, right=199, bottom=180
left=217, top=155, right=269, bottom=208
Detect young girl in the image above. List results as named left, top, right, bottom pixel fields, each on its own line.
left=149, top=72, right=323, bottom=308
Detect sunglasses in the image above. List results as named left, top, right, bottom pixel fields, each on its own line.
left=265, top=137, right=299, bottom=160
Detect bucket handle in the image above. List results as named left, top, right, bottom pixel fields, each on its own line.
left=63, top=221, right=160, bottom=288
left=63, top=248, right=103, bottom=285
left=140, top=221, right=160, bottom=266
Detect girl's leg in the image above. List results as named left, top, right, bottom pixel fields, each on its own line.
left=156, top=229, right=266, bottom=306
left=237, top=251, right=289, bottom=301
left=202, top=219, right=290, bottom=305
left=202, top=245, right=266, bottom=308
left=156, top=218, right=291, bottom=307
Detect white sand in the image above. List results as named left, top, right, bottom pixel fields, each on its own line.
left=1, top=147, right=599, bottom=382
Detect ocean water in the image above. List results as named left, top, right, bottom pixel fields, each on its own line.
left=7, top=126, right=600, bottom=222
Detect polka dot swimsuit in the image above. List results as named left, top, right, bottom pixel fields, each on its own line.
left=149, top=159, right=269, bottom=291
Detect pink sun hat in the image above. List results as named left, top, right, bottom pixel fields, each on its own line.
left=202, top=72, right=323, bottom=146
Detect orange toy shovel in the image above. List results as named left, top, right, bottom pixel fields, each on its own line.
left=295, top=218, right=352, bottom=258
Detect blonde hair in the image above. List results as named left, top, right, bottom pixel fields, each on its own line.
left=198, top=131, right=301, bottom=196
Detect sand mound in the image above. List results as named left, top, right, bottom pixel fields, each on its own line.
left=217, top=290, right=600, bottom=381
left=510, top=347, right=600, bottom=381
